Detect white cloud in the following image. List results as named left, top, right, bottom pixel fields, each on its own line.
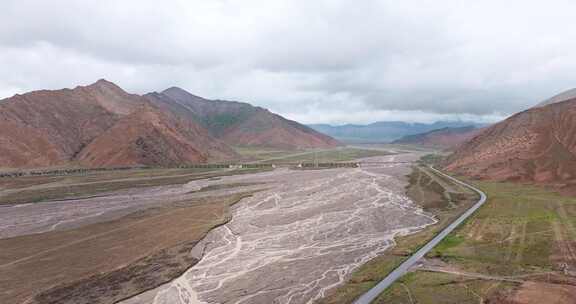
left=1, top=0, right=576, bottom=124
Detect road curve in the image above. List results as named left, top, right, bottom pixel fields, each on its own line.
left=352, top=166, right=487, bottom=304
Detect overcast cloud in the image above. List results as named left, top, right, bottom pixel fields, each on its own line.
left=1, top=0, right=576, bottom=124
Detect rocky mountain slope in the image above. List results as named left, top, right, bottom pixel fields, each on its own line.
left=392, top=126, right=482, bottom=149
left=76, top=105, right=235, bottom=167
left=0, top=80, right=340, bottom=169
left=445, top=94, right=576, bottom=192
left=146, top=87, right=340, bottom=149
left=0, top=80, right=236, bottom=168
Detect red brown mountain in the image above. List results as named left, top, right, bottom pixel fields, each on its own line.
left=76, top=105, right=236, bottom=167
left=0, top=80, right=236, bottom=168
left=146, top=87, right=341, bottom=150
left=445, top=91, right=576, bottom=192
left=392, top=126, right=482, bottom=149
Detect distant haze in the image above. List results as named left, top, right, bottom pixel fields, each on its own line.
left=309, top=121, right=485, bottom=143
left=1, top=0, right=576, bottom=124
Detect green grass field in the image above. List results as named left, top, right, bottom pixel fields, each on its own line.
left=377, top=271, right=517, bottom=304
left=374, top=180, right=576, bottom=304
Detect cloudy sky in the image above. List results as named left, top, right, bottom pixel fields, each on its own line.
left=1, top=0, right=576, bottom=125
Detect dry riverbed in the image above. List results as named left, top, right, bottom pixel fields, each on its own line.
left=0, top=168, right=266, bottom=304
left=1, top=153, right=437, bottom=304
left=121, top=154, right=437, bottom=304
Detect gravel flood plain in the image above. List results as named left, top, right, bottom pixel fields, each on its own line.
left=122, top=155, right=437, bottom=304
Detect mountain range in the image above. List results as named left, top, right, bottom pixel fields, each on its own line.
left=392, top=126, right=482, bottom=149
left=146, top=88, right=339, bottom=150
left=309, top=121, right=486, bottom=143
left=445, top=88, right=576, bottom=193
left=0, top=80, right=339, bottom=169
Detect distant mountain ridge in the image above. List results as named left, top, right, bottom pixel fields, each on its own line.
left=0, top=80, right=339, bottom=169
left=392, top=126, right=482, bottom=149
left=309, top=121, right=485, bottom=143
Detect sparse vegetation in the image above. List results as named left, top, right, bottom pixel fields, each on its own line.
left=376, top=271, right=518, bottom=304
left=317, top=164, right=478, bottom=304
left=375, top=179, right=576, bottom=303
left=418, top=153, right=446, bottom=166
left=258, top=148, right=394, bottom=164
left=0, top=167, right=269, bottom=205
left=428, top=180, right=576, bottom=273
left=233, top=146, right=299, bottom=160
left=1, top=191, right=257, bottom=304
left=319, top=158, right=576, bottom=304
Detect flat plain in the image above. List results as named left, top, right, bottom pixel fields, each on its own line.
left=321, top=160, right=576, bottom=304
left=0, top=167, right=268, bottom=304
left=120, top=153, right=435, bottom=304
left=0, top=147, right=397, bottom=304
left=317, top=164, right=479, bottom=304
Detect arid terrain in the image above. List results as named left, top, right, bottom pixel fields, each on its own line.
left=119, top=153, right=437, bottom=304
left=0, top=167, right=271, bottom=304
left=1, top=148, right=439, bottom=304
left=373, top=179, right=576, bottom=304
left=0, top=80, right=237, bottom=168
left=0, top=80, right=340, bottom=169
left=3, top=1, right=576, bottom=303
left=317, top=153, right=576, bottom=304
left=392, top=126, right=483, bottom=149
left=445, top=90, right=576, bottom=193
left=147, top=87, right=340, bottom=150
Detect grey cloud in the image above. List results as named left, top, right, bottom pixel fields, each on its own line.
left=1, top=0, right=576, bottom=124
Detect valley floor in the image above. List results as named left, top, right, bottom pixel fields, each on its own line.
left=321, top=165, right=576, bottom=304
left=120, top=153, right=434, bottom=304
left=7, top=148, right=573, bottom=304
left=0, top=167, right=267, bottom=304
left=1, top=147, right=420, bottom=304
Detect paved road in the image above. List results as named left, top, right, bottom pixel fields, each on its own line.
left=352, top=166, right=487, bottom=304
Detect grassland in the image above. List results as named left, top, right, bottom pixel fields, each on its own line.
left=317, top=165, right=479, bottom=304
left=370, top=179, right=576, bottom=303
left=354, top=143, right=440, bottom=153
left=318, top=159, right=576, bottom=304
left=233, top=146, right=395, bottom=164
left=232, top=146, right=300, bottom=161
left=257, top=147, right=393, bottom=164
